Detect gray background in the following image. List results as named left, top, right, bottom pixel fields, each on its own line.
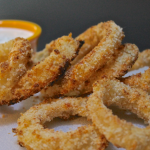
left=0, top=0, right=150, bottom=51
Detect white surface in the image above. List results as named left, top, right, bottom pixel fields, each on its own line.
left=0, top=67, right=148, bottom=150
left=0, top=27, right=33, bottom=43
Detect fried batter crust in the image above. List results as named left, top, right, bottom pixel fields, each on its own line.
left=130, top=49, right=150, bottom=70
left=0, top=35, right=82, bottom=105
left=60, top=21, right=124, bottom=94
left=42, top=21, right=124, bottom=97
left=71, top=23, right=104, bottom=65
left=88, top=79, right=150, bottom=150
left=65, top=43, right=139, bottom=96
left=0, top=38, right=32, bottom=105
left=121, top=68, right=150, bottom=94
left=42, top=43, right=138, bottom=97
left=14, top=97, right=107, bottom=150
left=32, top=41, right=55, bottom=64
left=0, top=39, right=15, bottom=62
left=33, top=23, right=103, bottom=66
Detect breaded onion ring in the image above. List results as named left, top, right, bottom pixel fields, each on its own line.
left=88, top=79, right=150, bottom=149
left=65, top=43, right=139, bottom=96
left=13, top=97, right=108, bottom=150
left=42, top=21, right=124, bottom=97
left=0, top=35, right=82, bottom=105
left=42, top=43, right=138, bottom=97
left=11, top=35, right=82, bottom=104
left=130, top=49, right=150, bottom=70
left=121, top=68, right=150, bottom=94
left=0, top=38, right=32, bottom=105
left=33, top=23, right=104, bottom=66
left=60, top=21, right=124, bottom=95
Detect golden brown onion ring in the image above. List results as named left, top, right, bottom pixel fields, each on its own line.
left=130, top=49, right=150, bottom=70
left=33, top=23, right=104, bottom=65
left=13, top=97, right=108, bottom=150
left=32, top=40, right=55, bottom=64
left=1, top=35, right=82, bottom=105
left=41, top=21, right=124, bottom=97
left=60, top=21, right=124, bottom=95
left=65, top=43, right=139, bottom=96
left=0, top=38, right=32, bottom=105
left=42, top=43, right=138, bottom=97
left=88, top=78, right=150, bottom=149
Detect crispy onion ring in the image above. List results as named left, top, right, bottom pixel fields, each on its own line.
left=130, top=49, right=150, bottom=71
left=60, top=21, right=124, bottom=95
left=0, top=39, right=15, bottom=62
left=121, top=67, right=150, bottom=94
left=65, top=43, right=139, bottom=96
left=42, top=43, right=138, bottom=97
left=88, top=78, right=150, bottom=149
left=13, top=97, right=108, bottom=150
left=41, top=21, right=124, bottom=97
left=33, top=23, right=104, bottom=66
left=0, top=37, right=32, bottom=105
left=1, top=35, right=83, bottom=105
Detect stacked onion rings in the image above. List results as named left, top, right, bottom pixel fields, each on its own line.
left=10, top=20, right=150, bottom=150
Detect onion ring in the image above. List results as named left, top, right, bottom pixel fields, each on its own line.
left=42, top=43, right=138, bottom=97
left=0, top=37, right=32, bottom=105
left=13, top=97, right=108, bottom=150
left=65, top=43, right=139, bottom=96
left=130, top=49, right=150, bottom=70
left=88, top=78, right=150, bottom=149
left=42, top=21, right=124, bottom=97
left=1, top=35, right=83, bottom=105
left=33, top=23, right=104, bottom=66
left=60, top=21, right=124, bottom=95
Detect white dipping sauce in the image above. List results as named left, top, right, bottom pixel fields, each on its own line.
left=0, top=27, right=33, bottom=43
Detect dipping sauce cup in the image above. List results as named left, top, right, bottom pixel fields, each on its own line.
left=0, top=20, right=42, bottom=52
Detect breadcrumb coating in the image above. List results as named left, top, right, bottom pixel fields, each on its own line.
left=0, top=38, right=32, bottom=105
left=14, top=97, right=108, bottom=150
left=33, top=23, right=104, bottom=66
left=130, top=49, right=150, bottom=70
left=71, top=23, right=104, bottom=65
left=60, top=21, right=124, bottom=94
left=0, top=35, right=82, bottom=105
left=42, top=21, right=124, bottom=97
left=88, top=79, right=150, bottom=150
left=32, top=41, right=54, bottom=64
left=42, top=43, right=138, bottom=97
left=0, top=39, right=15, bottom=62
left=11, top=35, right=82, bottom=104
left=65, top=43, right=139, bottom=96
left=121, top=68, right=150, bottom=94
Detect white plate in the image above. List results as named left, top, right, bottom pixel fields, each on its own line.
left=0, top=67, right=148, bottom=150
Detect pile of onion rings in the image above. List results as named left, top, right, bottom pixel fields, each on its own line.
left=2, top=20, right=149, bottom=149
left=0, top=35, right=83, bottom=105
left=13, top=97, right=108, bottom=150
left=88, top=79, right=150, bottom=149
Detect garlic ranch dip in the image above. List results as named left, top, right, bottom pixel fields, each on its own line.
left=0, top=27, right=33, bottom=43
